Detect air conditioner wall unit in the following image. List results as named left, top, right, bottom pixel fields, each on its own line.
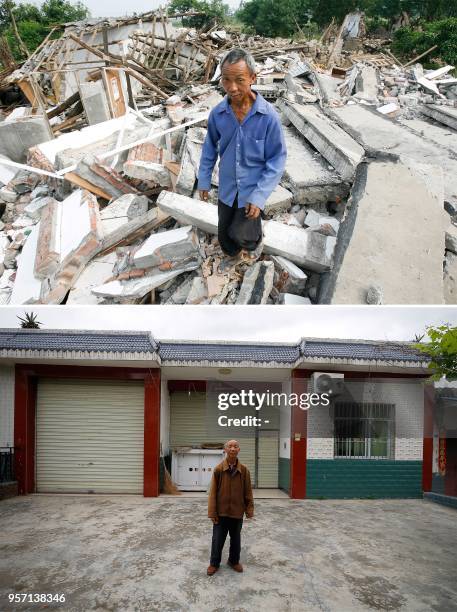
left=310, top=372, right=345, bottom=398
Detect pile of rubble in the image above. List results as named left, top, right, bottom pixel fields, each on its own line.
left=0, top=9, right=456, bottom=304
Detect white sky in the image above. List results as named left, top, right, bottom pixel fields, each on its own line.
left=0, top=306, right=456, bottom=343
left=17, top=0, right=241, bottom=18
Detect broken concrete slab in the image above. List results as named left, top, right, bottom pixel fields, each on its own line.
left=398, top=117, right=457, bottom=152
left=92, top=262, right=199, bottom=301
left=263, top=221, right=336, bottom=272
left=67, top=252, right=117, bottom=305
left=264, top=185, right=293, bottom=215
left=9, top=223, right=42, bottom=304
left=34, top=198, right=61, bottom=279
left=319, top=160, right=447, bottom=304
left=280, top=125, right=348, bottom=207
left=236, top=261, right=274, bottom=304
left=98, top=207, right=169, bottom=254
left=0, top=187, right=18, bottom=203
left=157, top=191, right=218, bottom=235
left=271, top=255, right=308, bottom=294
left=164, top=272, right=197, bottom=304
left=24, top=196, right=54, bottom=222
left=419, top=104, right=457, bottom=131
left=329, top=104, right=457, bottom=208
left=277, top=99, right=364, bottom=181
left=175, top=142, right=196, bottom=196
left=0, top=233, right=9, bottom=275
left=133, top=225, right=200, bottom=270
left=0, top=114, right=53, bottom=163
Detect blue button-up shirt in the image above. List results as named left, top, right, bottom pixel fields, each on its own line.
left=197, top=92, right=287, bottom=210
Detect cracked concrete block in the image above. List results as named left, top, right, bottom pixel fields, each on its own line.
left=236, top=261, right=274, bottom=304
left=278, top=293, right=312, bottom=304
left=0, top=114, right=53, bottom=163
left=353, top=64, right=379, bottom=104
left=67, top=252, right=117, bottom=305
left=176, top=143, right=197, bottom=196
left=186, top=276, right=208, bottom=304
left=264, top=185, right=293, bottom=215
left=0, top=187, right=18, bottom=203
left=320, top=160, right=447, bottom=304
left=100, top=194, right=149, bottom=222
left=0, top=233, right=9, bottom=275
left=157, top=191, right=218, bottom=235
left=445, top=224, right=457, bottom=254
left=123, top=160, right=171, bottom=186
left=305, top=210, right=340, bottom=236
left=277, top=99, right=364, bottom=181
left=79, top=81, right=111, bottom=125
left=133, top=225, right=200, bottom=270
left=92, top=262, right=199, bottom=301
left=164, top=273, right=197, bottom=304
left=271, top=255, right=308, bottom=294
left=263, top=221, right=336, bottom=272
left=9, top=223, right=42, bottom=304
left=444, top=251, right=457, bottom=304
left=24, top=196, right=54, bottom=222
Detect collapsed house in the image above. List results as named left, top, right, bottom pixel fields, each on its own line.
left=0, top=10, right=456, bottom=305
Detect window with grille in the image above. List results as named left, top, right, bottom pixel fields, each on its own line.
left=334, top=403, right=395, bottom=459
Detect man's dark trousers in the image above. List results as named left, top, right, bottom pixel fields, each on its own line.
left=218, top=194, right=262, bottom=256
left=210, top=517, right=243, bottom=567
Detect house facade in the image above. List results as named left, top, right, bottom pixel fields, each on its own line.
left=0, top=329, right=435, bottom=500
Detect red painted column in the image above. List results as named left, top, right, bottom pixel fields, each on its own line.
left=422, top=384, right=435, bottom=493
left=290, top=370, right=307, bottom=499
left=144, top=370, right=161, bottom=497
left=14, top=366, right=36, bottom=495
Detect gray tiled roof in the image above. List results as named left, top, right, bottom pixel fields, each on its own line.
left=0, top=330, right=156, bottom=354
left=301, top=341, right=425, bottom=363
left=0, top=330, right=427, bottom=364
left=159, top=343, right=300, bottom=364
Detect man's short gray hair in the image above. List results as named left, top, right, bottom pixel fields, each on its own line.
left=220, top=48, right=256, bottom=75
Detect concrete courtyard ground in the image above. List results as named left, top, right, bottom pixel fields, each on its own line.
left=0, top=495, right=456, bottom=612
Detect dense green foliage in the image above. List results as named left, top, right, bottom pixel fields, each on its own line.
left=414, top=325, right=457, bottom=381
left=236, top=0, right=457, bottom=39
left=167, top=0, right=230, bottom=29
left=0, top=0, right=89, bottom=60
left=393, top=18, right=457, bottom=64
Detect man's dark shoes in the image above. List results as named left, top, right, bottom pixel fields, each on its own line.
left=227, top=560, right=243, bottom=572
left=207, top=565, right=219, bottom=576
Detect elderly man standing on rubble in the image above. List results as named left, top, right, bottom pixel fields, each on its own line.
left=207, top=439, right=254, bottom=576
left=198, top=48, right=287, bottom=265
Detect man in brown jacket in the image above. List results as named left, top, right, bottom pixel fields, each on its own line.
left=207, top=439, right=254, bottom=576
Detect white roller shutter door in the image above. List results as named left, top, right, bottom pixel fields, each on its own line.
left=36, top=379, right=144, bottom=494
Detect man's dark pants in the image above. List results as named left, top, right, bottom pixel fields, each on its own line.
left=218, top=194, right=262, bottom=256
left=210, top=517, right=243, bottom=567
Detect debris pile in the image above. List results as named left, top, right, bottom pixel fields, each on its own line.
left=0, top=9, right=456, bottom=304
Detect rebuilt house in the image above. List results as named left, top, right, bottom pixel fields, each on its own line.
left=0, top=328, right=438, bottom=500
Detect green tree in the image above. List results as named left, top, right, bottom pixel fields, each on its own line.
left=413, top=325, right=457, bottom=381
left=168, top=0, right=230, bottom=29
left=237, top=0, right=314, bottom=37
left=40, top=0, right=88, bottom=23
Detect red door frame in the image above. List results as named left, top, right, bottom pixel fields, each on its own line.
left=290, top=369, right=431, bottom=499
left=14, top=364, right=161, bottom=497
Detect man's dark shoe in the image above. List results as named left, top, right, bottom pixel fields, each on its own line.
left=227, top=561, right=243, bottom=572
left=207, top=565, right=219, bottom=576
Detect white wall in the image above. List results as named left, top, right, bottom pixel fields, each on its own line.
left=279, top=379, right=291, bottom=459
left=160, top=377, right=170, bottom=456
left=307, top=379, right=424, bottom=460
left=0, top=365, right=14, bottom=448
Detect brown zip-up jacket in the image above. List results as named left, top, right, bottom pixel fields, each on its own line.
left=208, top=458, right=254, bottom=520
